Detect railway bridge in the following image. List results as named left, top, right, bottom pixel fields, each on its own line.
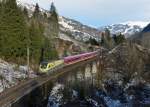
left=0, top=50, right=104, bottom=107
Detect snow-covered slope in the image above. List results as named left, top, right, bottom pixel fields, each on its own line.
left=17, top=0, right=101, bottom=42
left=0, top=59, right=36, bottom=93
left=59, top=16, right=101, bottom=42
left=99, top=21, right=149, bottom=38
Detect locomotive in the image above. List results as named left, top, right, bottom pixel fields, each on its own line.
left=39, top=50, right=99, bottom=74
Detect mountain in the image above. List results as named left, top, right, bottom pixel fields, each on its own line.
left=17, top=0, right=101, bottom=43
left=17, top=0, right=149, bottom=42
left=59, top=16, right=101, bottom=42
left=140, top=23, right=150, bottom=48
left=99, top=21, right=149, bottom=38
left=129, top=23, right=150, bottom=49
left=142, top=23, right=150, bottom=32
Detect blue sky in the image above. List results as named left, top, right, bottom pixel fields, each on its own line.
left=20, top=0, right=150, bottom=27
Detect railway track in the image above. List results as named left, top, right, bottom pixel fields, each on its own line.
left=0, top=56, right=99, bottom=107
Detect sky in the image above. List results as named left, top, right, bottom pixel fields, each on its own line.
left=20, top=0, right=150, bottom=27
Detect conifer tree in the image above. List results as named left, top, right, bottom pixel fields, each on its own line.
left=42, top=38, right=58, bottom=61
left=0, top=0, right=28, bottom=63
left=101, top=32, right=105, bottom=45
left=112, top=33, right=126, bottom=45
left=116, top=33, right=126, bottom=45
left=88, top=37, right=99, bottom=46
left=49, top=2, right=59, bottom=38
left=41, top=2, right=59, bottom=61
left=28, top=19, right=44, bottom=64
left=101, top=29, right=114, bottom=49
left=112, top=34, right=117, bottom=44
left=33, top=3, right=40, bottom=18
left=23, top=7, right=28, bottom=19
left=0, top=1, right=3, bottom=56
left=50, top=2, right=56, bottom=13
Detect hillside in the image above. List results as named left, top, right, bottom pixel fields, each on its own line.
left=17, top=0, right=101, bottom=43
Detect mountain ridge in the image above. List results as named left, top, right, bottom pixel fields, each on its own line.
left=17, top=0, right=101, bottom=42
left=17, top=0, right=150, bottom=40
left=99, top=21, right=149, bottom=38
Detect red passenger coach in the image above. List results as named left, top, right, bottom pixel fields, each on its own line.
left=64, top=51, right=98, bottom=65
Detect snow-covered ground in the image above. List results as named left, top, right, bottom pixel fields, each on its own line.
left=0, top=59, right=37, bottom=93
left=47, top=83, right=64, bottom=107
left=47, top=81, right=150, bottom=107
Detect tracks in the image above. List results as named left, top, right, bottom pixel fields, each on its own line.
left=0, top=56, right=98, bottom=107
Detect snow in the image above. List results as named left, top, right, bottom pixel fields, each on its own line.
left=100, top=21, right=150, bottom=37
left=72, top=90, right=78, bottom=98
left=47, top=83, right=64, bottom=107
left=0, top=59, right=36, bottom=93
left=59, top=16, right=74, bottom=30
left=104, top=97, right=123, bottom=107
left=59, top=33, right=72, bottom=42
left=17, top=0, right=35, bottom=11
left=121, top=21, right=149, bottom=28
left=87, top=98, right=99, bottom=107
left=96, top=91, right=124, bottom=107
left=124, top=77, right=145, bottom=91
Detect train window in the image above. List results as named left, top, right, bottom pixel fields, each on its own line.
left=48, top=63, right=54, bottom=68
left=48, top=64, right=52, bottom=68
left=41, top=62, right=48, bottom=69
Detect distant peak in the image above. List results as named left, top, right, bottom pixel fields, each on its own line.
left=142, top=23, right=150, bottom=33
left=121, top=21, right=149, bottom=28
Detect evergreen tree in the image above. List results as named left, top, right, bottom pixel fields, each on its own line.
left=0, top=0, right=28, bottom=63
left=43, top=38, right=58, bottom=61
left=117, top=33, right=125, bottom=44
left=0, top=0, right=59, bottom=64
left=28, top=19, right=44, bottom=64
left=116, top=33, right=126, bottom=45
left=0, top=1, right=2, bottom=56
left=48, top=2, right=59, bottom=38
left=43, top=12, right=47, bottom=19
left=101, top=29, right=114, bottom=49
left=50, top=2, right=56, bottom=13
left=101, top=32, right=105, bottom=45
left=43, top=38, right=51, bottom=61
left=39, top=2, right=59, bottom=61
left=88, top=37, right=99, bottom=46
left=23, top=7, right=28, bottom=19
left=112, top=33, right=126, bottom=45
left=33, top=3, right=40, bottom=18
left=112, top=34, right=117, bottom=44
left=105, top=28, right=111, bottom=41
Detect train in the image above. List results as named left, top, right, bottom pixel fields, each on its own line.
left=39, top=50, right=99, bottom=74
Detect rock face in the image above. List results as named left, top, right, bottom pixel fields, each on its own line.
left=0, top=59, right=36, bottom=93
left=55, top=38, right=74, bottom=58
